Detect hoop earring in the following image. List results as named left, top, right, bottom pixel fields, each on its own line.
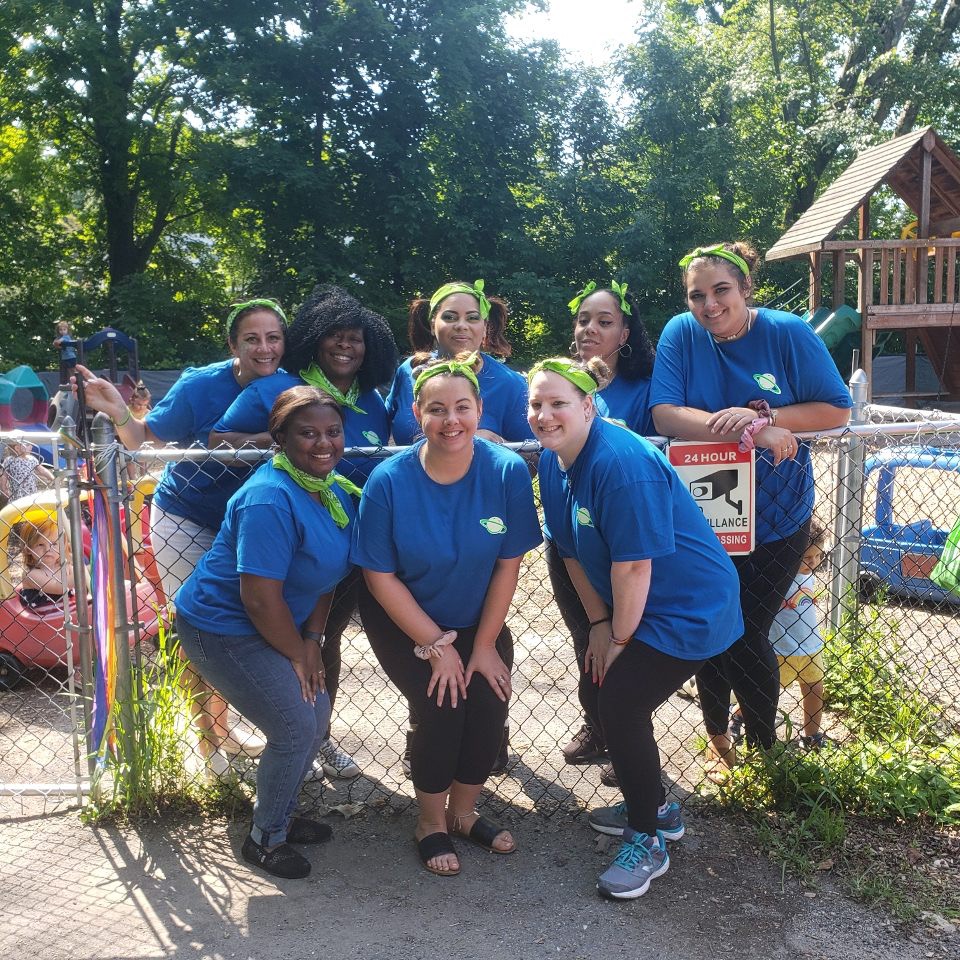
left=569, top=340, right=579, bottom=358
left=618, top=342, right=633, bottom=358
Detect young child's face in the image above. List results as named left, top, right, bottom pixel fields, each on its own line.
left=799, top=543, right=824, bottom=573
left=11, top=441, right=31, bottom=457
left=56, top=322, right=69, bottom=335
left=26, top=532, right=65, bottom=568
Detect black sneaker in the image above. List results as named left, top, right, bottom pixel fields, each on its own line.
left=241, top=834, right=311, bottom=879
left=562, top=723, right=607, bottom=764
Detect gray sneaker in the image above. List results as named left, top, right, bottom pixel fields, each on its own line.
left=588, top=800, right=685, bottom=841
left=597, top=829, right=669, bottom=900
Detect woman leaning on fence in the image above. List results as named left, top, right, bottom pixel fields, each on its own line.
left=73, top=298, right=288, bottom=775
left=175, top=386, right=360, bottom=880
left=649, top=241, right=852, bottom=780
left=210, top=284, right=398, bottom=782
left=551, top=281, right=657, bottom=787
left=528, top=356, right=742, bottom=900
left=352, top=352, right=541, bottom=877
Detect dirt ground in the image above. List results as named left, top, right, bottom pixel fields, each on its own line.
left=1, top=793, right=956, bottom=960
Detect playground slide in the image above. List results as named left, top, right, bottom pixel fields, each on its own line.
left=814, top=304, right=862, bottom=351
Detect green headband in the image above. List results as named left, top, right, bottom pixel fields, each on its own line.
left=429, top=280, right=491, bottom=321
left=528, top=358, right=599, bottom=395
left=413, top=352, right=481, bottom=398
left=678, top=245, right=750, bottom=277
left=226, top=297, right=288, bottom=329
left=568, top=280, right=632, bottom=316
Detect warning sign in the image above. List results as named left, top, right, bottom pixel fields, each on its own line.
left=667, top=441, right=755, bottom=555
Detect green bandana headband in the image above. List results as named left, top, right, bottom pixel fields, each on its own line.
left=568, top=281, right=632, bottom=316
left=300, top=362, right=365, bottom=414
left=226, top=297, right=288, bottom=329
left=528, top=358, right=599, bottom=395
left=412, top=352, right=481, bottom=398
left=678, top=245, right=750, bottom=277
left=429, top=280, right=491, bottom=321
left=272, top=452, right=362, bottom=529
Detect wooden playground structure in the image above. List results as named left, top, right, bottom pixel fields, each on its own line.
left=767, top=126, right=960, bottom=404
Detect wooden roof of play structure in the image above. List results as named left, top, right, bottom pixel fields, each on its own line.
left=766, top=126, right=960, bottom=403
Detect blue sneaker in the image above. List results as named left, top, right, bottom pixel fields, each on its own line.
left=597, top=829, right=669, bottom=900
left=588, top=801, right=685, bottom=841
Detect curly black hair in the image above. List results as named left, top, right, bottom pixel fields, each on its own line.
left=283, top=284, right=398, bottom=392
left=571, top=287, right=656, bottom=381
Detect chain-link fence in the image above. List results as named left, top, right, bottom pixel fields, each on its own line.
left=2, top=397, right=959, bottom=822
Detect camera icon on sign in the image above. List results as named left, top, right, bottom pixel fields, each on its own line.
left=688, top=469, right=743, bottom=514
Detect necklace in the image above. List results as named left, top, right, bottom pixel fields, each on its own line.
left=712, top=310, right=754, bottom=343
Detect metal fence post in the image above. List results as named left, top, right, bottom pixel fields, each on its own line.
left=91, top=413, right=137, bottom=769
left=829, top=369, right=869, bottom=633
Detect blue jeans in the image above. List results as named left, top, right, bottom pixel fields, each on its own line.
left=176, top=614, right=330, bottom=846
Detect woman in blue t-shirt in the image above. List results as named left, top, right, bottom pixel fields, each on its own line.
left=176, top=386, right=359, bottom=880
left=386, top=279, right=533, bottom=446
left=386, top=279, right=533, bottom=772
left=551, top=281, right=657, bottom=782
left=529, top=356, right=742, bottom=900
left=650, top=241, right=852, bottom=779
left=353, top=352, right=541, bottom=878
left=74, top=298, right=288, bottom=773
left=211, top=285, right=398, bottom=782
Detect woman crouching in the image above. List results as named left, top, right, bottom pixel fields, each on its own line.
left=528, top=357, right=742, bottom=900
left=352, top=352, right=541, bottom=876
left=175, top=386, right=361, bottom=879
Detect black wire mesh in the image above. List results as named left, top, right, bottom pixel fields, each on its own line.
left=1, top=418, right=959, bottom=820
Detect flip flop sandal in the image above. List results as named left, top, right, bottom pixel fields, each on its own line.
left=453, top=813, right=516, bottom=855
left=703, top=751, right=735, bottom=785
left=416, top=832, right=460, bottom=877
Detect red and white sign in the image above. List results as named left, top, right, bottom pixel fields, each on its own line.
left=667, top=441, right=755, bottom=555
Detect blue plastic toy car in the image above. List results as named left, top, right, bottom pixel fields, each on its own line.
left=858, top=445, right=960, bottom=606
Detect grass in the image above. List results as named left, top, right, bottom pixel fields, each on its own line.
left=712, top=598, right=960, bottom=922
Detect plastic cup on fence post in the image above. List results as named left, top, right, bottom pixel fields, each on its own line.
left=829, top=369, right=868, bottom=633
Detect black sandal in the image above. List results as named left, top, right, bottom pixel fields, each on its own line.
left=286, top=816, right=333, bottom=844
left=451, top=811, right=516, bottom=855
left=416, top=831, right=460, bottom=876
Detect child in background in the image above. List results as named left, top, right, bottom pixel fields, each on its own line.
left=1, top=439, right=54, bottom=503
left=128, top=382, right=152, bottom=420
left=53, top=321, right=79, bottom=385
left=19, top=519, right=74, bottom=610
left=769, top=520, right=828, bottom=749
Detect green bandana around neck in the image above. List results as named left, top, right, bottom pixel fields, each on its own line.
left=678, top=244, right=750, bottom=277
left=429, top=280, right=491, bottom=321
left=412, top=351, right=481, bottom=398
left=528, top=358, right=599, bottom=395
left=568, top=281, right=631, bottom=316
left=272, top=451, right=362, bottom=529
left=300, top=362, right=365, bottom=414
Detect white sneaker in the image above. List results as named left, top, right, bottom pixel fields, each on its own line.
left=203, top=749, right=232, bottom=783
left=317, top=739, right=361, bottom=779
left=221, top=726, right=267, bottom=758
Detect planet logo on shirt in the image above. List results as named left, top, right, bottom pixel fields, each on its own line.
left=362, top=430, right=381, bottom=444
left=480, top=516, right=507, bottom=535
left=753, top=373, right=782, bottom=395
left=576, top=507, right=594, bottom=527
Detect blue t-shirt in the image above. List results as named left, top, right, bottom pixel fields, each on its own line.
left=538, top=417, right=742, bottom=661
left=769, top=572, right=823, bottom=658
left=598, top=375, right=653, bottom=435
left=147, top=360, right=252, bottom=530
left=215, top=371, right=390, bottom=485
left=175, top=462, right=354, bottom=635
left=649, top=308, right=852, bottom=544
left=386, top=353, right=534, bottom=445
left=351, top=438, right=542, bottom=627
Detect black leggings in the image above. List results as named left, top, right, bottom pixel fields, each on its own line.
left=600, top=639, right=703, bottom=835
left=544, top=537, right=602, bottom=741
left=358, top=585, right=513, bottom=794
left=321, top=567, right=362, bottom=714
left=697, top=521, right=810, bottom=748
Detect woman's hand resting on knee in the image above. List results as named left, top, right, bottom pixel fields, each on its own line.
left=427, top=646, right=468, bottom=708
left=465, top=647, right=512, bottom=702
